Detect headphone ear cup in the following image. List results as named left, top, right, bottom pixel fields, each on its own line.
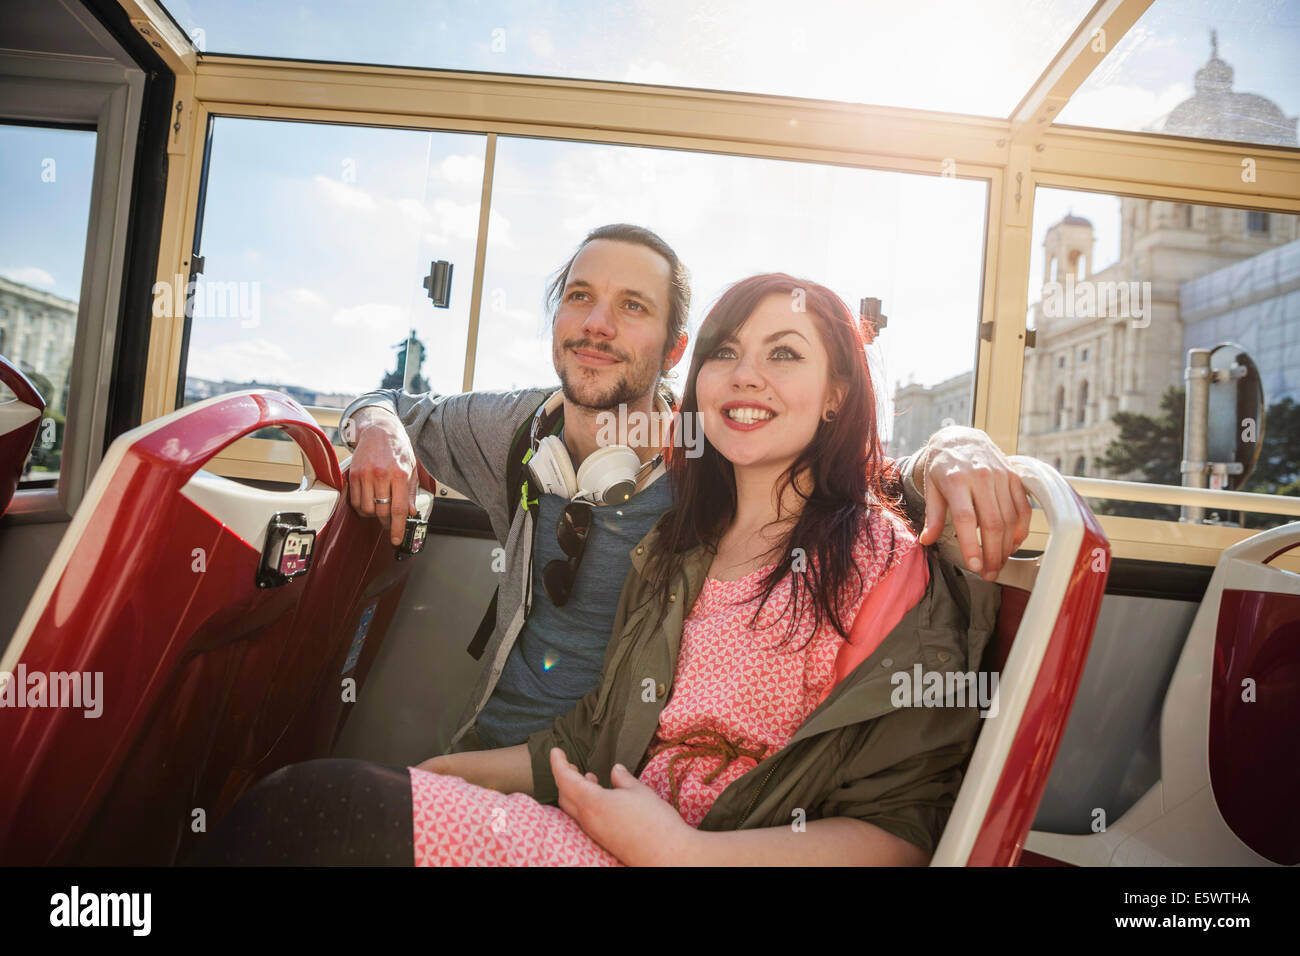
left=576, top=445, right=641, bottom=505
left=528, top=435, right=577, bottom=499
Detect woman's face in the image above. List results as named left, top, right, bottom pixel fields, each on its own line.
left=695, top=292, right=843, bottom=471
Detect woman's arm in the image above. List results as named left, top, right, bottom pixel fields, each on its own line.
left=415, top=744, right=533, bottom=796
left=549, top=752, right=929, bottom=867
left=680, top=817, right=928, bottom=866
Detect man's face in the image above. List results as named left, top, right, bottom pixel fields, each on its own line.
left=551, top=239, right=673, bottom=410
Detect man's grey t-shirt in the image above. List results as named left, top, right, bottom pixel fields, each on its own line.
left=473, top=463, right=674, bottom=750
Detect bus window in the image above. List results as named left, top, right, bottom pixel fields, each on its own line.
left=1056, top=11, right=1300, bottom=151
left=470, top=136, right=989, bottom=457
left=0, top=123, right=97, bottom=489
left=178, top=118, right=488, bottom=418
left=1016, top=184, right=1299, bottom=529
left=162, top=0, right=1093, bottom=118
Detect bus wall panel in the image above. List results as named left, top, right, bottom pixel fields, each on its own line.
left=330, top=531, right=498, bottom=767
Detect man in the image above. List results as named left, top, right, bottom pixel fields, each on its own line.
left=338, top=223, right=1031, bottom=755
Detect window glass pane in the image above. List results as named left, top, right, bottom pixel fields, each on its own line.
left=1020, top=185, right=1300, bottom=527
left=1056, top=1, right=1300, bottom=148
left=163, top=0, right=1092, bottom=117
left=471, top=137, right=988, bottom=458
left=180, top=118, right=487, bottom=428
left=0, top=122, right=96, bottom=487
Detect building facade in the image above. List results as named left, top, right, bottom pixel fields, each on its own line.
left=889, top=370, right=971, bottom=458
left=895, top=33, right=1299, bottom=477
left=1181, top=238, right=1300, bottom=407
left=0, top=275, right=78, bottom=415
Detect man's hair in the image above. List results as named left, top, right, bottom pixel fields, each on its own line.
left=544, top=224, right=691, bottom=397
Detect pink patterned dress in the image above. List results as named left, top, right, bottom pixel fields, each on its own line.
left=408, top=509, right=923, bottom=866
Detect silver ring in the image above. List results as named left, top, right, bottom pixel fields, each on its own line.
left=373, top=496, right=391, bottom=504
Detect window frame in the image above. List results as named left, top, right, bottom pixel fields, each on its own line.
left=0, top=54, right=144, bottom=523
left=137, top=28, right=1300, bottom=570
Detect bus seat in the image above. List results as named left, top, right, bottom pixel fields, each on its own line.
left=0, top=390, right=343, bottom=865
left=930, top=456, right=1110, bottom=866
left=1108, top=520, right=1299, bottom=866
left=0, top=355, right=45, bottom=516
left=227, top=472, right=437, bottom=800
left=985, top=584, right=1031, bottom=676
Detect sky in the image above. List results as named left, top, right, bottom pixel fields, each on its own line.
left=0, top=125, right=95, bottom=302
left=2, top=0, right=1297, bottom=435
left=158, top=0, right=1096, bottom=118
left=174, top=119, right=989, bottom=428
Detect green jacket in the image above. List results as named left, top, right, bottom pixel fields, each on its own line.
left=527, top=515, right=1001, bottom=858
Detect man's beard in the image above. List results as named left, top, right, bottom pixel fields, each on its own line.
left=554, top=340, right=660, bottom=411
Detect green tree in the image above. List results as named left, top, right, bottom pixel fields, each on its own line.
left=1247, top=397, right=1300, bottom=499
left=380, top=332, right=430, bottom=393
left=1092, top=386, right=1300, bottom=526
left=1091, top=386, right=1185, bottom=521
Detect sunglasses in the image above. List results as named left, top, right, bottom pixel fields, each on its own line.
left=542, top=500, right=593, bottom=606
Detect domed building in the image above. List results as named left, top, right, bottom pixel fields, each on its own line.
left=1147, top=31, right=1297, bottom=147
left=889, top=31, right=1299, bottom=467
left=1011, top=32, right=1299, bottom=477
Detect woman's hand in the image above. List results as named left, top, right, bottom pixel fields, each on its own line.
left=550, top=748, right=696, bottom=866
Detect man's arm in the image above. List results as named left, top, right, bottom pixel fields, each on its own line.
left=900, top=425, right=1033, bottom=582
left=339, top=387, right=547, bottom=545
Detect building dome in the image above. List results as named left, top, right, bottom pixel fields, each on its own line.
left=1147, top=30, right=1298, bottom=146
left=1061, top=214, right=1093, bottom=228
left=1193, top=54, right=1233, bottom=95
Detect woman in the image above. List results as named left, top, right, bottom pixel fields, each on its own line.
left=187, top=274, right=995, bottom=866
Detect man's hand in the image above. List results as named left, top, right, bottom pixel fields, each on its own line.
left=914, top=426, right=1032, bottom=582
left=550, top=748, right=695, bottom=866
left=346, top=406, right=420, bottom=546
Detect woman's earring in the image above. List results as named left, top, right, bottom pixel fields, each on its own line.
left=823, top=409, right=837, bottom=422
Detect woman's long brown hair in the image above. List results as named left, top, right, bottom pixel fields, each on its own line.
left=645, top=273, right=909, bottom=647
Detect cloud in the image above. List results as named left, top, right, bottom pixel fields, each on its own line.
left=2, top=266, right=55, bottom=288
left=1061, top=82, right=1191, bottom=133
left=312, top=175, right=377, bottom=211
left=527, top=28, right=555, bottom=60
left=439, top=153, right=484, bottom=186
left=282, top=287, right=330, bottom=311
left=622, top=58, right=676, bottom=86
left=485, top=208, right=513, bottom=248
left=421, top=197, right=493, bottom=246
left=398, top=197, right=432, bottom=223
left=185, top=337, right=295, bottom=385
left=328, top=302, right=407, bottom=332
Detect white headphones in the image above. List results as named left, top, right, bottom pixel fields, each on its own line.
left=526, top=390, right=670, bottom=506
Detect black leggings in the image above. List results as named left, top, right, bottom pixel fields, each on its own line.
left=183, top=758, right=414, bottom=866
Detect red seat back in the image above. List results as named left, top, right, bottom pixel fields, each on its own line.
left=232, top=467, right=436, bottom=794
left=931, top=456, right=1110, bottom=866
left=0, top=391, right=343, bottom=864
left=0, top=355, right=45, bottom=516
